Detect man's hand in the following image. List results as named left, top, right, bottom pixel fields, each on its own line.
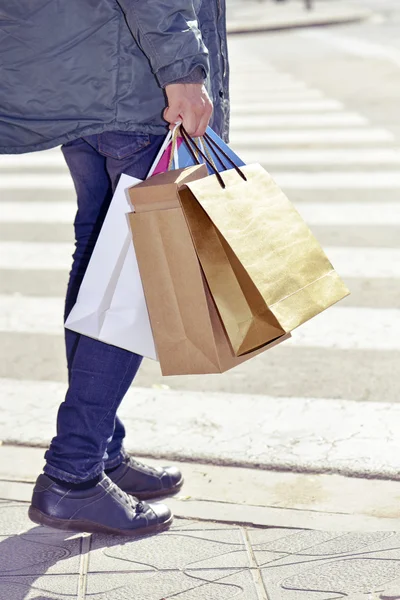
left=164, top=83, right=213, bottom=138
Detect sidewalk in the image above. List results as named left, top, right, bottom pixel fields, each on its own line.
left=226, top=0, right=373, bottom=34
left=1, top=444, right=400, bottom=599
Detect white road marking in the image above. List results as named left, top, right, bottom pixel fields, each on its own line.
left=296, top=202, right=400, bottom=226
left=301, top=29, right=400, bottom=68
left=274, top=171, right=400, bottom=189
left=231, top=81, right=309, bottom=92
left=0, top=174, right=73, bottom=190
left=231, top=90, right=326, bottom=101
left=288, top=306, right=400, bottom=351
left=230, top=129, right=395, bottom=146
left=0, top=242, right=74, bottom=270
left=1, top=242, right=399, bottom=279
left=232, top=113, right=369, bottom=128
left=327, top=247, right=400, bottom=279
left=0, top=151, right=66, bottom=170
left=238, top=148, right=400, bottom=166
left=0, top=201, right=76, bottom=223
left=2, top=200, right=400, bottom=227
left=231, top=100, right=345, bottom=113
left=0, top=295, right=398, bottom=351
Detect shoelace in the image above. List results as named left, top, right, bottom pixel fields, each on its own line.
left=109, top=480, right=145, bottom=514
left=127, top=457, right=159, bottom=476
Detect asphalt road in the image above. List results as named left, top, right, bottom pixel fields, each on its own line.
left=0, top=7, right=399, bottom=409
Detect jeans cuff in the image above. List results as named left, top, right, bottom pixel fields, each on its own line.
left=103, top=448, right=128, bottom=471
left=43, top=462, right=104, bottom=484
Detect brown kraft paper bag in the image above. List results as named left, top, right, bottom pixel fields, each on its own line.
left=128, top=165, right=290, bottom=376
left=177, top=162, right=350, bottom=356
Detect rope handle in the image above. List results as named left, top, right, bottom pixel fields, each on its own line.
left=180, top=126, right=226, bottom=188
left=180, top=126, right=247, bottom=188
left=202, top=131, right=247, bottom=182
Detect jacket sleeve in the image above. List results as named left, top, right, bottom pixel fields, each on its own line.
left=116, top=0, right=210, bottom=88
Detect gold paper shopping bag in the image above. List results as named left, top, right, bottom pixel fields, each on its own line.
left=178, top=159, right=349, bottom=356
left=128, top=165, right=290, bottom=375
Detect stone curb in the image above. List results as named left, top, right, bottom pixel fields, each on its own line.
left=2, top=445, right=400, bottom=532
left=2, top=379, right=400, bottom=481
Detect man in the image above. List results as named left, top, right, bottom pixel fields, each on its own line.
left=0, top=0, right=229, bottom=536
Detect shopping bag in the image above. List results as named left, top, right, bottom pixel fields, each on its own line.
left=128, top=164, right=290, bottom=375
left=176, top=130, right=350, bottom=355
left=152, top=125, right=245, bottom=177
left=64, top=173, right=158, bottom=358
left=63, top=127, right=238, bottom=359
left=64, top=132, right=175, bottom=358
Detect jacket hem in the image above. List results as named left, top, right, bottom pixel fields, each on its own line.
left=0, top=121, right=170, bottom=155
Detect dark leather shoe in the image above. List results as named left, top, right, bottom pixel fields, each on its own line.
left=107, top=456, right=183, bottom=500
left=28, top=474, right=172, bottom=536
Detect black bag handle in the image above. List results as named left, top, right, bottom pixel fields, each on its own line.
left=180, top=126, right=247, bottom=188
left=202, top=131, right=247, bottom=182
left=180, top=126, right=226, bottom=188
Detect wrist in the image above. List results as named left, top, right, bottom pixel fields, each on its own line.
left=164, top=66, right=206, bottom=87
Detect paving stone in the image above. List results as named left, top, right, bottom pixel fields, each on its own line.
left=0, top=575, right=78, bottom=600
left=85, top=569, right=258, bottom=600
left=257, top=530, right=400, bottom=599
left=89, top=527, right=248, bottom=573
left=278, top=559, right=400, bottom=596
left=0, top=503, right=39, bottom=536
left=170, top=518, right=238, bottom=531
left=0, top=531, right=81, bottom=576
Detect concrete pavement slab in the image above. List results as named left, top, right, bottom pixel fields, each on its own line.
left=0, top=575, right=79, bottom=600
left=1, top=379, right=400, bottom=480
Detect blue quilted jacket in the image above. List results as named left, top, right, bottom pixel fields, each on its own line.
left=0, top=0, right=229, bottom=154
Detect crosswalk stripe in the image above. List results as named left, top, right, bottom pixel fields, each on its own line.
left=274, top=172, right=400, bottom=189
left=287, top=306, right=400, bottom=351
left=0, top=242, right=398, bottom=279
left=0, top=174, right=73, bottom=190
left=0, top=152, right=66, bottom=170
left=238, top=148, right=400, bottom=166
left=1, top=201, right=399, bottom=226
left=327, top=247, right=400, bottom=279
left=232, top=113, right=369, bottom=128
left=230, top=90, right=326, bottom=101
left=2, top=170, right=399, bottom=193
left=2, top=148, right=399, bottom=174
left=0, top=201, right=76, bottom=222
left=0, top=295, right=397, bottom=351
left=297, top=202, right=400, bottom=225
left=231, top=100, right=345, bottom=113
left=230, top=129, right=396, bottom=145
left=300, top=29, right=400, bottom=68
left=0, top=242, right=74, bottom=270
left=231, top=81, right=309, bottom=92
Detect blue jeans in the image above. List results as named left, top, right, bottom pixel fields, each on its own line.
left=44, top=131, right=166, bottom=483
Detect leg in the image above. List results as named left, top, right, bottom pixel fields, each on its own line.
left=101, top=132, right=166, bottom=469
left=44, top=133, right=164, bottom=483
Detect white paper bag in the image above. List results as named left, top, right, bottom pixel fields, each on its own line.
left=65, top=172, right=160, bottom=359
left=64, top=129, right=178, bottom=358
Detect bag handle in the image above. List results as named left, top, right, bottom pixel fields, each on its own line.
left=180, top=126, right=247, bottom=188
left=202, top=131, right=247, bottom=183
left=180, top=126, right=227, bottom=188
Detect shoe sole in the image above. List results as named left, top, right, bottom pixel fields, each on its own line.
left=131, top=477, right=184, bottom=501
left=28, top=506, right=173, bottom=537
